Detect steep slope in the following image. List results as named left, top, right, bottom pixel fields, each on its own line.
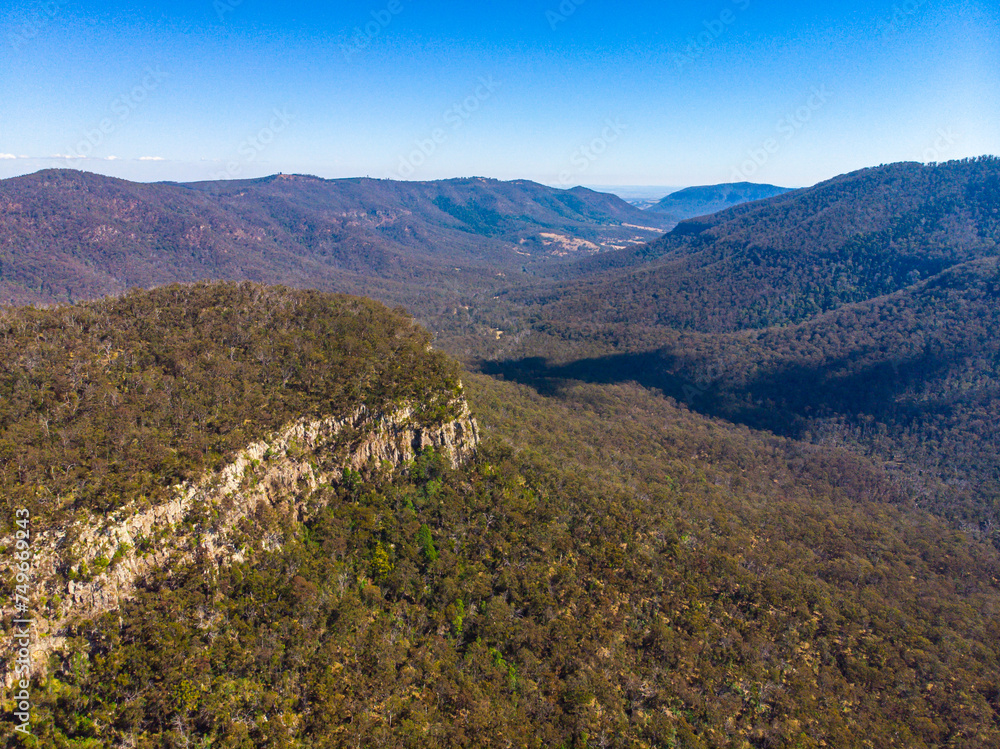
left=9, top=400, right=477, bottom=683
left=0, top=170, right=672, bottom=310
left=646, top=181, right=793, bottom=223
left=521, top=158, right=1000, bottom=331
left=0, top=282, right=468, bottom=527
left=472, top=158, right=1000, bottom=550
left=4, top=367, right=999, bottom=747
left=0, top=282, right=479, bottom=681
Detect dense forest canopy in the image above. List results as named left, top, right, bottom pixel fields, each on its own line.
left=6, top=373, right=1000, bottom=747
left=0, top=283, right=462, bottom=527
left=3, top=158, right=1000, bottom=747
left=507, top=157, right=1000, bottom=333
left=467, top=158, right=1000, bottom=552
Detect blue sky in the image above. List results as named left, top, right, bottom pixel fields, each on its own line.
left=1, top=0, right=997, bottom=189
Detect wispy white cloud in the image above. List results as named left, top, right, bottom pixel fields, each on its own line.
left=0, top=153, right=16, bottom=159
left=138, top=156, right=165, bottom=161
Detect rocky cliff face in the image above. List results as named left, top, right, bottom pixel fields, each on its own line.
left=1, top=398, right=478, bottom=684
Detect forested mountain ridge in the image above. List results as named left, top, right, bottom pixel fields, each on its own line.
left=0, top=281, right=478, bottom=683
left=519, top=158, right=1000, bottom=331
left=0, top=283, right=469, bottom=528
left=471, top=158, right=1000, bottom=553
left=1, top=284, right=999, bottom=748
left=0, top=170, right=671, bottom=310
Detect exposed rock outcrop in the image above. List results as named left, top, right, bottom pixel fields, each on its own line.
left=1, top=398, right=478, bottom=684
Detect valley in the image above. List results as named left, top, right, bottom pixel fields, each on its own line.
left=1, top=159, right=1000, bottom=748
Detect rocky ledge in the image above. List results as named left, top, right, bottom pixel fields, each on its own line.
left=0, top=397, right=479, bottom=684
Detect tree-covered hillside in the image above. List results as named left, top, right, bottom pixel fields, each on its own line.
left=517, top=158, right=1000, bottom=332
left=6, top=372, right=1000, bottom=748
left=468, top=158, right=1000, bottom=554
left=0, top=170, right=670, bottom=311
left=0, top=282, right=462, bottom=528
left=481, top=256, right=1000, bottom=550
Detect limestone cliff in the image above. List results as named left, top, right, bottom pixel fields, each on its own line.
left=0, top=397, right=478, bottom=683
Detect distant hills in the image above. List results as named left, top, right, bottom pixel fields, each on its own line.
left=483, top=157, right=1000, bottom=549
left=527, top=159, right=1000, bottom=330
left=4, top=160, right=1000, bottom=746
left=0, top=170, right=672, bottom=309
left=644, top=181, right=793, bottom=222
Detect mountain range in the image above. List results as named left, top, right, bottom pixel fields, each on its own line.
left=2, top=158, right=1000, bottom=747
left=480, top=157, right=1000, bottom=550
left=0, top=170, right=672, bottom=309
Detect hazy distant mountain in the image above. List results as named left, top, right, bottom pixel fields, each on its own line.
left=0, top=170, right=673, bottom=308
left=582, top=184, right=683, bottom=210
left=645, top=181, right=793, bottom=222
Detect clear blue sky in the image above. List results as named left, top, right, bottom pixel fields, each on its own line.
left=1, top=0, right=997, bottom=188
